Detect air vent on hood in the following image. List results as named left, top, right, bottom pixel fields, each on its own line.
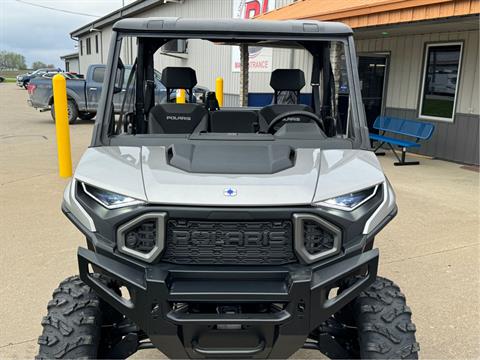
left=167, top=143, right=295, bottom=174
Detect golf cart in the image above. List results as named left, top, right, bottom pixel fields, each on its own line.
left=37, top=18, right=419, bottom=359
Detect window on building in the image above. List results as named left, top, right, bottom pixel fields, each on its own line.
left=419, top=43, right=463, bottom=121
left=80, top=40, right=83, bottom=56
left=65, top=61, right=70, bottom=72
left=92, top=67, right=105, bottom=83
left=86, top=37, right=91, bottom=55
left=95, top=35, right=99, bottom=54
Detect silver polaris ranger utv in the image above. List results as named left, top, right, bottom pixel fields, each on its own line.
left=37, top=18, right=419, bottom=359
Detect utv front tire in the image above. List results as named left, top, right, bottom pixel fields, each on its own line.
left=36, top=276, right=102, bottom=359
left=346, top=277, right=420, bottom=359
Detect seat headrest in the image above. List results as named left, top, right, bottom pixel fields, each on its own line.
left=161, top=67, right=197, bottom=89
left=270, top=69, right=305, bottom=92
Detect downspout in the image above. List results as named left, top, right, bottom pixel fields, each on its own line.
left=70, top=34, right=80, bottom=73
left=100, top=33, right=104, bottom=64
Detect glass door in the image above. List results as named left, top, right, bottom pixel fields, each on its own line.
left=358, top=55, right=389, bottom=132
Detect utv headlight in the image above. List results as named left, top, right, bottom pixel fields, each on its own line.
left=316, top=185, right=379, bottom=211
left=81, top=182, right=145, bottom=209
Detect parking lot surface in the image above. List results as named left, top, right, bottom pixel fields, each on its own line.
left=0, top=83, right=479, bottom=359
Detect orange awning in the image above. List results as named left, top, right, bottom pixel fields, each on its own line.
left=257, top=0, right=480, bottom=29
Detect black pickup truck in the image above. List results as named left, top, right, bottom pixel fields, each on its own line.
left=28, top=64, right=207, bottom=124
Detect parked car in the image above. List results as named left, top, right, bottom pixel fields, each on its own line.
left=0, top=76, right=4, bottom=83
left=27, top=64, right=207, bottom=123
left=16, top=68, right=61, bottom=89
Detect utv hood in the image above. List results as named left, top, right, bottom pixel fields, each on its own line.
left=74, top=146, right=385, bottom=207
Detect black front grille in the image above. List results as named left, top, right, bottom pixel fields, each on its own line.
left=162, top=219, right=296, bottom=265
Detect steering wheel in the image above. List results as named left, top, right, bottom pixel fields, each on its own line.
left=266, top=110, right=325, bottom=134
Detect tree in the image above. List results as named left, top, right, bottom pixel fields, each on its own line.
left=0, top=50, right=27, bottom=70
left=32, top=61, right=48, bottom=70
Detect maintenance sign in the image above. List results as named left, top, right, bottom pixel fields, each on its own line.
left=232, top=0, right=276, bottom=73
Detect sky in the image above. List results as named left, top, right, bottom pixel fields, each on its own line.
left=0, top=0, right=136, bottom=69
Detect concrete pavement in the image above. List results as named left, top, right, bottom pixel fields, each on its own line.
left=0, top=83, right=478, bottom=359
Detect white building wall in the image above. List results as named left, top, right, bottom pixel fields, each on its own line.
left=65, top=58, right=79, bottom=73
left=78, top=34, right=102, bottom=75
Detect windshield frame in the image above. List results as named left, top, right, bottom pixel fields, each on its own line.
left=91, top=29, right=368, bottom=150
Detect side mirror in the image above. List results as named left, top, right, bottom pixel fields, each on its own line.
left=113, top=60, right=125, bottom=94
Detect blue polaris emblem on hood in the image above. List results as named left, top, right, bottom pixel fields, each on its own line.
left=224, top=187, right=237, bottom=197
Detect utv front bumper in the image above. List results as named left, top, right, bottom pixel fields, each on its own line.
left=78, top=247, right=378, bottom=359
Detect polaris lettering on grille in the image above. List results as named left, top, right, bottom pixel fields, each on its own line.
left=166, top=115, right=191, bottom=121
left=171, top=229, right=288, bottom=246
left=163, top=219, right=296, bottom=265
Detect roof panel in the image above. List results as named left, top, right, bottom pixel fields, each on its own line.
left=112, top=17, right=353, bottom=36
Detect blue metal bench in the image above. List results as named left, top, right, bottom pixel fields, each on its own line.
left=369, top=116, right=435, bottom=166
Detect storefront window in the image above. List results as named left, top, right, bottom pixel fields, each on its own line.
left=419, top=43, right=462, bottom=121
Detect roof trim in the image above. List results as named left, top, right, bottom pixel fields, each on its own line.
left=70, top=0, right=164, bottom=38
left=60, top=53, right=79, bottom=60
left=260, top=0, right=449, bottom=20
left=258, top=0, right=480, bottom=28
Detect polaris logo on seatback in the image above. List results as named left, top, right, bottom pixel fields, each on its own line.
left=283, top=117, right=302, bottom=122
left=166, top=115, right=191, bottom=121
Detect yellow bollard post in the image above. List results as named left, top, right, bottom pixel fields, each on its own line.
left=216, top=77, right=224, bottom=107
left=177, top=89, right=186, bottom=103
left=52, top=74, right=72, bottom=178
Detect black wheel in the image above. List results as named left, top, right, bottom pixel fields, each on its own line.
left=37, top=275, right=129, bottom=359
left=37, top=275, right=135, bottom=359
left=335, top=277, right=420, bottom=359
left=36, top=276, right=103, bottom=359
left=51, top=99, right=79, bottom=124
left=79, top=112, right=96, bottom=121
